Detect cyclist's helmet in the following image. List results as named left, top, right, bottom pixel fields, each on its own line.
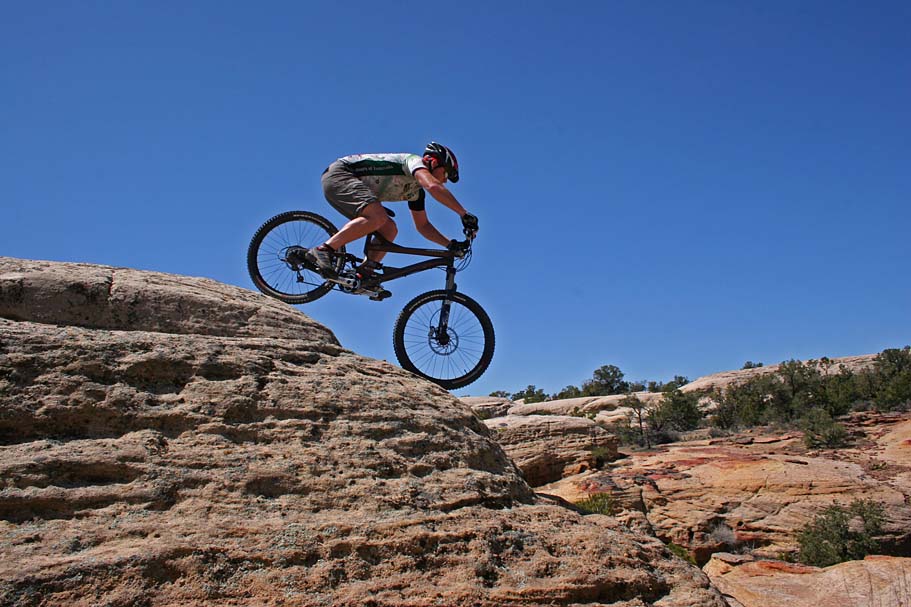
left=424, top=141, right=459, bottom=183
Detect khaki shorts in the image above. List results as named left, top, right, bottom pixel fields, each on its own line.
left=321, top=161, right=378, bottom=219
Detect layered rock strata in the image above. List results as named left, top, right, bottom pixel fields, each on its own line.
left=0, top=258, right=723, bottom=607
left=538, top=419, right=911, bottom=563
left=484, top=415, right=619, bottom=487
left=704, top=553, right=911, bottom=607
left=461, top=396, right=512, bottom=420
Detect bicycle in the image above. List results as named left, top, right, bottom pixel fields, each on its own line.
left=247, top=210, right=495, bottom=390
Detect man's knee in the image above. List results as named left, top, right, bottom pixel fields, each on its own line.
left=359, top=203, right=388, bottom=228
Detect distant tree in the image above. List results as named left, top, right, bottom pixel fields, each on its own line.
left=510, top=385, right=547, bottom=403
left=817, top=359, right=860, bottom=417
left=647, top=375, right=689, bottom=393
left=774, top=359, right=825, bottom=421
left=553, top=385, right=583, bottom=400
left=710, top=374, right=785, bottom=429
left=627, top=380, right=646, bottom=393
left=707, top=346, right=907, bottom=432
left=488, top=390, right=511, bottom=398
left=621, top=394, right=650, bottom=448
left=582, top=364, right=629, bottom=396
left=662, top=376, right=690, bottom=392
left=650, top=389, right=703, bottom=432
left=742, top=361, right=764, bottom=369
left=870, top=346, right=911, bottom=410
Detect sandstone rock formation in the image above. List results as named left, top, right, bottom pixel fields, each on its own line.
left=461, top=396, right=512, bottom=420
left=484, top=415, right=619, bottom=487
left=507, top=393, right=663, bottom=417
left=538, top=417, right=911, bottom=564
left=0, top=258, right=724, bottom=607
left=681, top=355, right=877, bottom=394
left=704, top=553, right=911, bottom=607
left=0, top=258, right=333, bottom=342
left=474, top=354, right=878, bottom=423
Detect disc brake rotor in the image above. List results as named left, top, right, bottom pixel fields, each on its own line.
left=428, top=326, right=459, bottom=355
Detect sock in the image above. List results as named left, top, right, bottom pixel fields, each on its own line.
left=317, top=243, right=335, bottom=253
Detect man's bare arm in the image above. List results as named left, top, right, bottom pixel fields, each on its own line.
left=413, top=168, right=467, bottom=217
left=410, top=209, right=451, bottom=248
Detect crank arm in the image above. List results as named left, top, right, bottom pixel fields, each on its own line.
left=326, top=275, right=359, bottom=289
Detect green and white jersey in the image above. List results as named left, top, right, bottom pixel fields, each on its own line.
left=338, top=153, right=427, bottom=206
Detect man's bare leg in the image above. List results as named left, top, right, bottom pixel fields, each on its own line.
left=324, top=202, right=397, bottom=263
left=366, top=218, right=398, bottom=264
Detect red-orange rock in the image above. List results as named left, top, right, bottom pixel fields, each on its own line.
left=704, top=553, right=911, bottom=607
left=541, top=422, right=911, bottom=563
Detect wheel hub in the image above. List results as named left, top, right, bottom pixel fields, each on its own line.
left=429, top=326, right=458, bottom=355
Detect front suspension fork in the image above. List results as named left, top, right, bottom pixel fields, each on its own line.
left=433, top=266, right=458, bottom=344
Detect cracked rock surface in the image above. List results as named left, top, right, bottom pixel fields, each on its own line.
left=539, top=417, right=911, bottom=564
left=0, top=258, right=724, bottom=607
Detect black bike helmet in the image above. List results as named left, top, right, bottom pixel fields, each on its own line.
left=424, top=141, right=459, bottom=183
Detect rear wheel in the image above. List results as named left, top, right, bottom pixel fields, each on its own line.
left=247, top=211, right=345, bottom=304
left=393, top=290, right=495, bottom=390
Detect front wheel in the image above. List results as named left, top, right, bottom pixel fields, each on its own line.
left=247, top=211, right=345, bottom=304
left=393, top=290, right=495, bottom=390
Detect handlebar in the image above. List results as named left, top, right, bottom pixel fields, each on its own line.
left=448, top=236, right=472, bottom=258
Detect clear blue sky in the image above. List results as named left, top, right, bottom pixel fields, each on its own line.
left=3, top=2, right=909, bottom=397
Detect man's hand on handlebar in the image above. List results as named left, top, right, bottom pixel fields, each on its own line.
left=447, top=239, right=471, bottom=257
left=462, top=213, right=478, bottom=234
left=461, top=212, right=478, bottom=239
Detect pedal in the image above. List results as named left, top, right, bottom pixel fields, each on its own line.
left=369, top=289, right=392, bottom=302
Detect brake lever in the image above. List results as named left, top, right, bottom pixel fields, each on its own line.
left=462, top=236, right=474, bottom=259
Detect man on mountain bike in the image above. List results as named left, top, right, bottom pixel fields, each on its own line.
left=305, top=142, right=478, bottom=292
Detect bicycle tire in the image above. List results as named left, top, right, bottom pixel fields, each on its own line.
left=393, top=290, right=495, bottom=390
left=247, top=210, right=345, bottom=304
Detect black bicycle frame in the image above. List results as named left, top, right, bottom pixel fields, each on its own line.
left=361, top=235, right=460, bottom=292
